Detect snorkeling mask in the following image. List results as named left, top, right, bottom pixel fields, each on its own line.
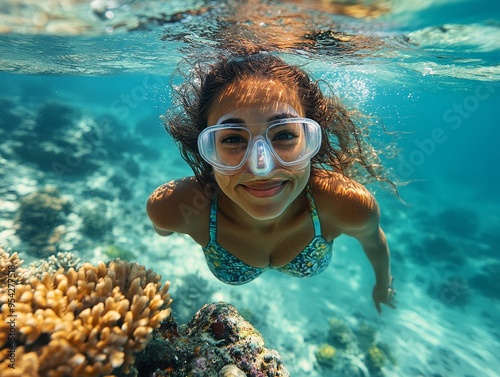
left=197, top=118, right=322, bottom=176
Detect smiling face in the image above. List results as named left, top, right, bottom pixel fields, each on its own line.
left=206, top=78, right=311, bottom=220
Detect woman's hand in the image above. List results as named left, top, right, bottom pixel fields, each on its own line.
left=372, top=276, right=396, bottom=314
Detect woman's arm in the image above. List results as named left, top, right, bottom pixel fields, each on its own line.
left=146, top=177, right=208, bottom=237
left=315, top=171, right=396, bottom=314
left=343, top=195, right=396, bottom=314
left=354, top=220, right=395, bottom=314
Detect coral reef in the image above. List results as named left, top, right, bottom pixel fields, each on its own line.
left=366, top=345, right=386, bottom=373
left=0, top=248, right=289, bottom=377
left=376, top=343, right=396, bottom=367
left=314, top=317, right=396, bottom=376
left=134, top=302, right=289, bottom=377
left=19, top=252, right=82, bottom=282
left=0, top=248, right=172, bottom=377
left=355, top=322, right=396, bottom=375
left=355, top=322, right=377, bottom=352
left=315, top=343, right=337, bottom=367
left=11, top=101, right=154, bottom=177
left=327, top=318, right=354, bottom=349
left=1, top=100, right=151, bottom=199
left=15, top=187, right=71, bottom=257
left=80, top=206, right=113, bottom=240
left=0, top=248, right=288, bottom=377
left=47, top=252, right=81, bottom=271
left=13, top=102, right=101, bottom=174
left=0, top=248, right=23, bottom=285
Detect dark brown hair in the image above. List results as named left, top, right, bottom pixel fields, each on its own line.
left=165, top=52, right=397, bottom=193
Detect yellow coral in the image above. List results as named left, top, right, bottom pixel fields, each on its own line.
left=0, top=247, right=23, bottom=285
left=366, top=345, right=386, bottom=372
left=315, top=343, right=337, bottom=368
left=0, top=249, right=172, bottom=377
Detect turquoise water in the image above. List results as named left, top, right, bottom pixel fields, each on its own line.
left=1, top=0, right=499, bottom=376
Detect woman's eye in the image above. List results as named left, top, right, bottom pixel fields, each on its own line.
left=220, top=135, right=247, bottom=144
left=273, top=131, right=298, bottom=141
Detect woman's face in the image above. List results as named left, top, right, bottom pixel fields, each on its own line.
left=206, top=78, right=311, bottom=220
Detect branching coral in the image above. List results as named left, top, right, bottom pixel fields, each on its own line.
left=0, top=248, right=289, bottom=376
left=19, top=252, right=82, bottom=282
left=0, top=248, right=172, bottom=377
left=0, top=248, right=23, bottom=285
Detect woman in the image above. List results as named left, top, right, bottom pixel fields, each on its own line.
left=147, top=53, right=396, bottom=313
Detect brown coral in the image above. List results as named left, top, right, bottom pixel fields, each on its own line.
left=135, top=302, right=289, bottom=377
left=0, top=247, right=23, bottom=285
left=0, top=249, right=172, bottom=377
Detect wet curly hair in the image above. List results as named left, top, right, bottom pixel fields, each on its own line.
left=165, top=52, right=397, bottom=193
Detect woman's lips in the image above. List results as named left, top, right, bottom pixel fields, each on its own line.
left=241, top=181, right=286, bottom=198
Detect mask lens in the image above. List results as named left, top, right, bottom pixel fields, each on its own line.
left=198, top=126, right=251, bottom=169
left=267, top=119, right=321, bottom=165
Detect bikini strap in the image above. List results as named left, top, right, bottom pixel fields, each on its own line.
left=208, top=194, right=218, bottom=241
left=305, top=185, right=322, bottom=237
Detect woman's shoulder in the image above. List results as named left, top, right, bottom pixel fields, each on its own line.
left=309, top=170, right=379, bottom=232
left=146, top=176, right=213, bottom=234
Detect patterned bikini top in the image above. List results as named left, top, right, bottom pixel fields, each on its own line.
left=202, top=186, right=334, bottom=285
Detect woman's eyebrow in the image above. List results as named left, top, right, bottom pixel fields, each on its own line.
left=267, top=113, right=297, bottom=122
left=219, top=117, right=245, bottom=124
left=218, top=113, right=297, bottom=125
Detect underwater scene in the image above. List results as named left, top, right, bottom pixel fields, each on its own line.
left=0, top=0, right=499, bottom=376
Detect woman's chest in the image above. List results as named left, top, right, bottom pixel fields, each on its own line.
left=209, top=210, right=324, bottom=268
